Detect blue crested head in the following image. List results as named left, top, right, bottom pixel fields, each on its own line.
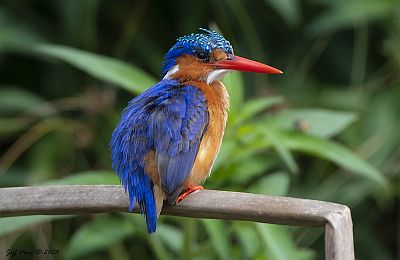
left=162, top=28, right=234, bottom=77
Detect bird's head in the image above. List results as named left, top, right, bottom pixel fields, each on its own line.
left=162, top=28, right=282, bottom=83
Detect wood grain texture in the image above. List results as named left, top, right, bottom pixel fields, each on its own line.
left=0, top=185, right=354, bottom=260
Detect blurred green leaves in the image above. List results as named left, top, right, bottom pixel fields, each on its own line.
left=264, top=0, right=300, bottom=27
left=35, top=44, right=156, bottom=93
left=223, top=71, right=244, bottom=114
left=266, top=108, right=358, bottom=138
left=0, top=8, right=46, bottom=51
left=256, top=223, right=315, bottom=260
left=202, top=220, right=231, bottom=260
left=42, top=170, right=119, bottom=185
left=0, top=87, right=49, bottom=116
left=249, top=172, right=290, bottom=196
left=65, top=215, right=134, bottom=259
left=308, top=0, right=397, bottom=34
left=277, top=131, right=388, bottom=188
left=219, top=92, right=386, bottom=188
left=0, top=215, right=70, bottom=237
left=233, top=96, right=284, bottom=126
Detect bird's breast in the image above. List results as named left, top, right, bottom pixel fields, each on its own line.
left=183, top=80, right=230, bottom=184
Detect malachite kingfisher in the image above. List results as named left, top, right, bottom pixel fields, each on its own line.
left=110, top=28, right=282, bottom=233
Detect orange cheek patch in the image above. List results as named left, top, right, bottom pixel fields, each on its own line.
left=171, top=49, right=229, bottom=82
left=212, top=49, right=228, bottom=61
left=172, top=55, right=213, bottom=81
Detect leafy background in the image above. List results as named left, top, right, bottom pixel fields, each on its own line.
left=0, top=0, right=399, bottom=259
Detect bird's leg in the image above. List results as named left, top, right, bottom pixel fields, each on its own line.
left=176, top=184, right=204, bottom=203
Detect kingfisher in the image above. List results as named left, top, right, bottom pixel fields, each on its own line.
left=110, top=28, right=282, bottom=233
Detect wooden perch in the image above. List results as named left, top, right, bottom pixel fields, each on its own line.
left=0, top=185, right=354, bottom=260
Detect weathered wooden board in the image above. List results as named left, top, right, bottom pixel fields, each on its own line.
left=0, top=185, right=354, bottom=260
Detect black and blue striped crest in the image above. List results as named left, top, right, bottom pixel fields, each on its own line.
left=176, top=28, right=233, bottom=54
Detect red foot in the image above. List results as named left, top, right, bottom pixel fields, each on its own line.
left=176, top=185, right=204, bottom=203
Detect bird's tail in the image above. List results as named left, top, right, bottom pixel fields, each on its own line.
left=143, top=187, right=157, bottom=234
left=127, top=174, right=158, bottom=234
left=110, top=121, right=159, bottom=233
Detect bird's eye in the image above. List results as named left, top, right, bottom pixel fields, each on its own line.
left=196, top=51, right=209, bottom=62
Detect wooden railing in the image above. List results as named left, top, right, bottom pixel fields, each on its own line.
left=0, top=185, right=354, bottom=259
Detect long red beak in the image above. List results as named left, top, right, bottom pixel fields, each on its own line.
left=210, top=55, right=283, bottom=74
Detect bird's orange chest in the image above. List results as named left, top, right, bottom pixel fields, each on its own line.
left=183, top=80, right=230, bottom=184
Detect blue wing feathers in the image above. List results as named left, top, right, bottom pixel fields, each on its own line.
left=149, top=86, right=209, bottom=201
left=110, top=79, right=208, bottom=233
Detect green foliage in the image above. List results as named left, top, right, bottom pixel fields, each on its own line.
left=202, top=220, right=231, bottom=260
left=308, top=0, right=397, bottom=34
left=233, top=96, right=285, bottom=126
left=223, top=71, right=244, bottom=114
left=65, top=214, right=135, bottom=259
left=266, top=108, right=357, bottom=138
left=276, top=131, right=388, bottom=187
left=0, top=215, right=71, bottom=237
left=0, top=87, right=49, bottom=116
left=249, top=172, right=290, bottom=196
left=256, top=224, right=315, bottom=260
left=0, top=0, right=398, bottom=259
left=36, top=44, right=156, bottom=93
left=263, top=0, right=300, bottom=27
left=0, top=8, right=46, bottom=51
left=42, top=171, right=119, bottom=186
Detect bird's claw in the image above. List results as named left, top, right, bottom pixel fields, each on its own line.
left=176, top=185, right=204, bottom=203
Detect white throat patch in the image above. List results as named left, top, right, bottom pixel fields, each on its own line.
left=163, top=65, right=180, bottom=79
left=206, top=69, right=228, bottom=84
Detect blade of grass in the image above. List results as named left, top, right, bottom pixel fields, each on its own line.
left=278, top=131, right=388, bottom=188
left=0, top=215, right=71, bottom=237
left=202, top=219, right=230, bottom=260
left=65, top=215, right=135, bottom=260
left=35, top=44, right=157, bottom=93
